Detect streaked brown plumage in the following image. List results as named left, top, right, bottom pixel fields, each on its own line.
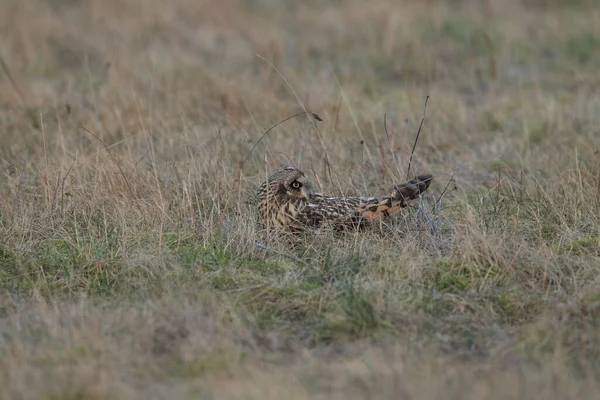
left=255, top=166, right=433, bottom=233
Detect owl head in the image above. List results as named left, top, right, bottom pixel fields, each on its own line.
left=262, top=166, right=312, bottom=201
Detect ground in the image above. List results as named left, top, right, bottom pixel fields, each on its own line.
left=0, top=0, right=599, bottom=398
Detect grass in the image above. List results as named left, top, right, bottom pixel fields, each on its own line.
left=0, top=0, right=599, bottom=398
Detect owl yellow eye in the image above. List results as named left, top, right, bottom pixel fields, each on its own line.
left=291, top=181, right=302, bottom=189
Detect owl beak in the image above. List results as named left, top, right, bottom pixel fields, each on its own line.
left=302, top=187, right=311, bottom=199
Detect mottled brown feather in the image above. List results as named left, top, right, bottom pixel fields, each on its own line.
left=255, top=167, right=433, bottom=232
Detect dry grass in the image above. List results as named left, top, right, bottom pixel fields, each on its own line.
left=0, top=0, right=599, bottom=398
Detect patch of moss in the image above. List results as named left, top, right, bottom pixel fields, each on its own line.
left=557, top=236, right=599, bottom=255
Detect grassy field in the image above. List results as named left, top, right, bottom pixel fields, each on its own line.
left=0, top=0, right=599, bottom=398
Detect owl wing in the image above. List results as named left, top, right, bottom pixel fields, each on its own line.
left=305, top=174, right=433, bottom=228
left=304, top=194, right=367, bottom=228
left=391, top=174, right=433, bottom=207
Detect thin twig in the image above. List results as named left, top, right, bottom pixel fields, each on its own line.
left=241, top=111, right=322, bottom=169
left=406, top=95, right=430, bottom=179
left=255, top=54, right=337, bottom=191
left=499, top=192, right=535, bottom=202
left=51, top=174, right=61, bottom=211
left=255, top=54, right=326, bottom=149
left=438, top=163, right=470, bottom=177
left=383, top=113, right=403, bottom=178
left=61, top=152, right=77, bottom=213
left=435, top=172, right=456, bottom=209
left=133, top=148, right=151, bottom=173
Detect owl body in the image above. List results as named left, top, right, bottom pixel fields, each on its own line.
left=255, top=167, right=433, bottom=233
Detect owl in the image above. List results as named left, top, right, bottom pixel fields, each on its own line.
left=255, top=166, right=433, bottom=233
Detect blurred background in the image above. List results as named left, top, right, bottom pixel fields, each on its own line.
left=1, top=0, right=598, bottom=186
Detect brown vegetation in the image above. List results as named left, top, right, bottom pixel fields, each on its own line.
left=0, top=0, right=599, bottom=398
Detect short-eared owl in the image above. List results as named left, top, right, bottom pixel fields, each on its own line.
left=255, top=167, right=433, bottom=233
